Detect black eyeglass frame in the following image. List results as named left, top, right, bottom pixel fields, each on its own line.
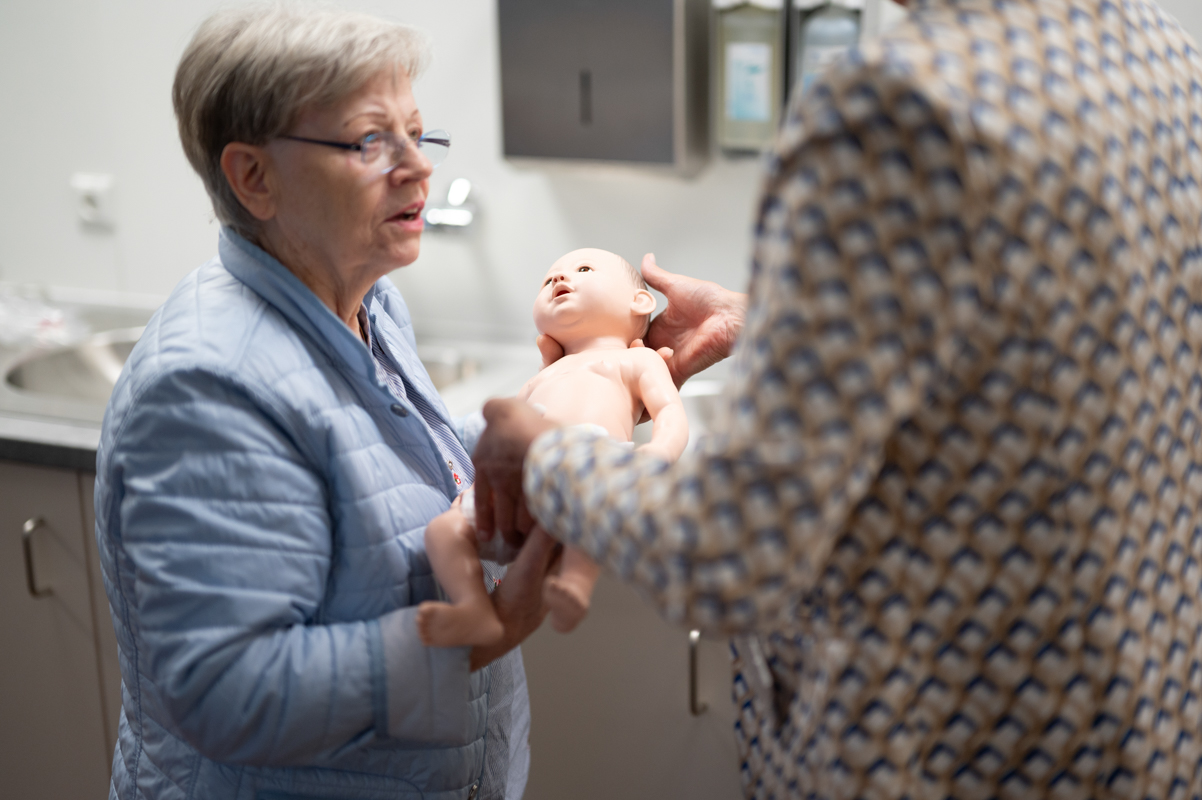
left=280, top=129, right=451, bottom=173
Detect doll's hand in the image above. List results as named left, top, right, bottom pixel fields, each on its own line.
left=536, top=334, right=564, bottom=369
left=641, top=253, right=747, bottom=387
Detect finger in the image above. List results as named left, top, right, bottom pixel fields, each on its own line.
left=474, top=471, right=495, bottom=540
left=515, top=525, right=559, bottom=576
left=535, top=334, right=565, bottom=368
left=482, top=397, right=508, bottom=424
left=629, top=338, right=645, bottom=349
left=640, top=253, right=675, bottom=293
left=515, top=496, right=536, bottom=537
left=492, top=484, right=518, bottom=541
left=656, top=346, right=674, bottom=361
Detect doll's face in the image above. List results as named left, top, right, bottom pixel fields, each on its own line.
left=533, top=248, right=652, bottom=342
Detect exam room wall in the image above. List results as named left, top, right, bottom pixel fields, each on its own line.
left=0, top=0, right=762, bottom=341
left=3, top=1, right=1201, bottom=340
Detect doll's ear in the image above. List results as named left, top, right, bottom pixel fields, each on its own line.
left=630, top=288, right=656, bottom=316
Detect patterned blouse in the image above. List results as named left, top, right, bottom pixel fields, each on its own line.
left=523, top=1, right=1202, bottom=797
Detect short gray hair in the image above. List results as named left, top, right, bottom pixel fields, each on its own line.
left=173, top=3, right=430, bottom=241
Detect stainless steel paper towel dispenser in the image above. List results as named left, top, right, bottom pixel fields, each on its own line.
left=498, top=0, right=710, bottom=174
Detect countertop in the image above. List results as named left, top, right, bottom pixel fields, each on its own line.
left=0, top=291, right=539, bottom=472
left=0, top=412, right=101, bottom=471
left=0, top=286, right=722, bottom=472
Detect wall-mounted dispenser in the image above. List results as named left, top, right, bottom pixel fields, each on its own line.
left=497, top=0, right=709, bottom=175
left=713, top=1, right=783, bottom=153
left=789, top=0, right=863, bottom=96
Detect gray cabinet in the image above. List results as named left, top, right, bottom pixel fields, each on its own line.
left=0, top=461, right=115, bottom=798
left=1, top=457, right=742, bottom=798
left=522, top=573, right=742, bottom=799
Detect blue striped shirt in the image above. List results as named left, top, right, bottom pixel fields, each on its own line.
left=358, top=306, right=528, bottom=800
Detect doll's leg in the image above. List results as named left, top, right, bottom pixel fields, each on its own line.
left=417, top=507, right=504, bottom=647
left=544, top=545, right=601, bottom=633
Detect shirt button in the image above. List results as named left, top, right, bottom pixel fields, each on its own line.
left=390, top=403, right=409, bottom=417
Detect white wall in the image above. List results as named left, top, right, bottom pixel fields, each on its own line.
left=0, top=1, right=763, bottom=341
left=4, top=0, right=1202, bottom=340
left=1160, top=0, right=1202, bottom=39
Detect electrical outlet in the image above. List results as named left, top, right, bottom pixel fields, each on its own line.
left=70, top=173, right=116, bottom=229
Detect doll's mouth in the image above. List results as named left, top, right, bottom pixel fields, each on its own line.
left=553, top=286, right=572, bottom=298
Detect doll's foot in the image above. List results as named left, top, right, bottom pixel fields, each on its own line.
left=544, top=576, right=591, bottom=633
left=417, top=600, right=504, bottom=647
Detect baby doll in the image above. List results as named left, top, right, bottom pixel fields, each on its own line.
left=417, top=248, right=689, bottom=647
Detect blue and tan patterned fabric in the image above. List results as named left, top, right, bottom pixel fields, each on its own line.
left=523, top=0, right=1202, bottom=797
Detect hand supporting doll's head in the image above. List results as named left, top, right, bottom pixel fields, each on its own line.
left=533, top=248, right=657, bottom=355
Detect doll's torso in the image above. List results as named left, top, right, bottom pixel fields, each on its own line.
left=519, top=347, right=649, bottom=442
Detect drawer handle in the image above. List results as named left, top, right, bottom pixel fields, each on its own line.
left=22, top=518, right=54, bottom=599
left=689, top=629, right=707, bottom=716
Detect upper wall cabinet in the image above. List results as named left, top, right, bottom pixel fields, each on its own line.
left=498, top=0, right=710, bottom=174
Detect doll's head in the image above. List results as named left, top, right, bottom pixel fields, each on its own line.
left=533, top=248, right=656, bottom=345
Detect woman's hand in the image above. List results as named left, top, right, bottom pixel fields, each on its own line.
left=469, top=525, right=560, bottom=671
left=473, top=398, right=557, bottom=543
left=640, top=253, right=747, bottom=387
left=535, top=333, right=564, bottom=368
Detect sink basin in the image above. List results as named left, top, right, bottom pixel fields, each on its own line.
left=4, top=328, right=480, bottom=410
left=6, top=327, right=141, bottom=404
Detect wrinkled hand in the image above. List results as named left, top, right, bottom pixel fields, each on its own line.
left=469, top=525, right=560, bottom=671
left=641, top=253, right=747, bottom=387
left=473, top=397, right=557, bottom=546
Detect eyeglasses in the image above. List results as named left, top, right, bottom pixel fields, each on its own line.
left=280, top=129, right=451, bottom=173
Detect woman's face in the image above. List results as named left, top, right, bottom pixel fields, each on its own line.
left=265, top=68, right=431, bottom=282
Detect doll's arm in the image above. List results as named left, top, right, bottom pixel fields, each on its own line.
left=634, top=351, right=689, bottom=462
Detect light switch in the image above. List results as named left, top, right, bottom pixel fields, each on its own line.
left=70, top=173, right=116, bottom=229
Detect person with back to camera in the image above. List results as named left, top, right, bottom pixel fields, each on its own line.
left=470, top=0, right=1202, bottom=797
left=417, top=248, right=689, bottom=647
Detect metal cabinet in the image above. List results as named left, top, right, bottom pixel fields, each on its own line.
left=522, top=572, right=741, bottom=799
left=0, top=461, right=115, bottom=798
left=498, top=0, right=710, bottom=173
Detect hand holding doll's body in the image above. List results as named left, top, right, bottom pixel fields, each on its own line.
left=418, top=249, right=689, bottom=647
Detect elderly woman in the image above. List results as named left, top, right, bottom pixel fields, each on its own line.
left=94, top=7, right=560, bottom=800
left=95, top=5, right=742, bottom=800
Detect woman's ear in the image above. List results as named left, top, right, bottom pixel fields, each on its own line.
left=220, top=142, right=277, bottom=221
left=630, top=288, right=657, bottom=317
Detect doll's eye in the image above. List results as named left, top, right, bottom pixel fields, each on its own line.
left=543, top=278, right=553, bottom=287
left=577, top=266, right=592, bottom=273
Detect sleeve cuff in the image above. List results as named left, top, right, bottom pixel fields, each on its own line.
left=377, top=606, right=476, bottom=745
left=522, top=426, right=622, bottom=545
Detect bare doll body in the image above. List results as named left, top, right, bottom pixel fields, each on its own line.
left=417, top=249, right=689, bottom=647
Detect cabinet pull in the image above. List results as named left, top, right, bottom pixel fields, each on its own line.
left=21, top=517, right=54, bottom=599
left=689, top=629, right=707, bottom=716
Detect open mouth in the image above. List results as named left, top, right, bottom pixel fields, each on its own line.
left=554, top=286, right=572, bottom=298
left=392, top=203, right=424, bottom=222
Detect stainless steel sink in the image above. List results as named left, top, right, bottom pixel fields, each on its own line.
left=6, top=327, right=141, bottom=405
left=0, top=302, right=722, bottom=457
left=3, top=327, right=479, bottom=413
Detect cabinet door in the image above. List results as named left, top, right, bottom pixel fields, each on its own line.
left=0, top=461, right=111, bottom=798
left=81, top=470, right=122, bottom=758
left=522, top=573, right=742, bottom=799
